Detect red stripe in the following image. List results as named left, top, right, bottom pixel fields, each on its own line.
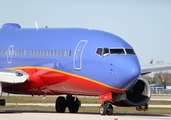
left=4, top=67, right=127, bottom=96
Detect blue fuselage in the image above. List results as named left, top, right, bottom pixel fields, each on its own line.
left=0, top=27, right=141, bottom=94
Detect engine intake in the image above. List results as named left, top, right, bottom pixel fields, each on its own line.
left=113, top=76, right=151, bottom=106
left=0, top=82, right=6, bottom=106
left=0, top=82, right=2, bottom=96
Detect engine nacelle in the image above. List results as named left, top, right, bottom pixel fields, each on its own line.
left=113, top=76, right=151, bottom=106
left=0, top=82, right=2, bottom=97
left=0, top=82, right=5, bottom=106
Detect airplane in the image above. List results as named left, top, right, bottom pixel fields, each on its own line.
left=0, top=23, right=171, bottom=115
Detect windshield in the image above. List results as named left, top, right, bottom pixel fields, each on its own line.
left=96, top=48, right=135, bottom=56
left=110, top=48, right=125, bottom=54
left=125, top=49, right=136, bottom=54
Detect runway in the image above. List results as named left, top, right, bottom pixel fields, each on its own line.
left=0, top=112, right=171, bottom=120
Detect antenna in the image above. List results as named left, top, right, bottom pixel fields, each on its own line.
left=35, top=21, right=39, bottom=30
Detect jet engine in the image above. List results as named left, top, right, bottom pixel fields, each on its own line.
left=0, top=82, right=5, bottom=106
left=113, top=76, right=151, bottom=106
left=0, top=82, right=2, bottom=96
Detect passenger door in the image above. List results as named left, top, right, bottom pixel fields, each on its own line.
left=73, top=40, right=88, bottom=70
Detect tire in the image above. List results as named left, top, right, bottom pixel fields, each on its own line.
left=68, top=97, right=80, bottom=113
left=107, top=104, right=113, bottom=115
left=55, top=96, right=66, bottom=113
left=0, top=99, right=5, bottom=106
left=99, top=104, right=107, bottom=115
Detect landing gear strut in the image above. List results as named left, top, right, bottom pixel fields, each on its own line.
left=99, top=102, right=113, bottom=115
left=55, top=95, right=81, bottom=113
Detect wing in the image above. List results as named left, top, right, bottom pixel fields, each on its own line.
left=0, top=69, right=29, bottom=84
left=141, top=63, right=171, bottom=75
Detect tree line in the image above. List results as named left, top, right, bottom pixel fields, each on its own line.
left=144, top=71, right=171, bottom=89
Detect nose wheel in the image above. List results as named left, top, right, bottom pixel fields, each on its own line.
left=99, top=103, right=113, bottom=115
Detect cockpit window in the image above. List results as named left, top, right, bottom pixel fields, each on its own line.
left=103, top=48, right=109, bottom=56
left=96, top=48, right=110, bottom=56
left=96, top=48, right=103, bottom=56
left=96, top=48, right=135, bottom=57
left=110, top=49, right=125, bottom=54
left=125, top=49, right=135, bottom=55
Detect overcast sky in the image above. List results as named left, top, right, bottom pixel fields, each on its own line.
left=0, top=0, right=171, bottom=65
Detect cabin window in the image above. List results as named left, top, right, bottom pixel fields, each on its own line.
left=59, top=50, right=61, bottom=56
left=30, top=50, right=32, bottom=56
left=49, top=50, right=53, bottom=56
left=5, top=50, right=8, bottom=55
left=39, top=50, right=42, bottom=56
left=33, top=50, right=37, bottom=56
left=18, top=50, right=21, bottom=56
left=1, top=49, right=5, bottom=55
left=4, top=49, right=71, bottom=57
left=68, top=50, right=71, bottom=56
left=64, top=50, right=67, bottom=57
left=23, top=50, right=26, bottom=56
left=53, top=50, right=57, bottom=56
left=45, top=50, right=48, bottom=56
left=12, top=49, right=15, bottom=55
left=43, top=50, right=46, bottom=56
left=15, top=50, right=18, bottom=56
left=57, top=50, right=60, bottom=56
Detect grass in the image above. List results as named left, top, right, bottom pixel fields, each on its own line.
left=0, top=96, right=100, bottom=104
left=149, top=100, right=171, bottom=105
left=0, top=106, right=55, bottom=112
left=1, top=96, right=56, bottom=103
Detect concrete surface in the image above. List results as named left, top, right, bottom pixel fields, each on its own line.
left=0, top=112, right=170, bottom=120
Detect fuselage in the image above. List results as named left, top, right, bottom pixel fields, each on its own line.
left=0, top=25, right=141, bottom=96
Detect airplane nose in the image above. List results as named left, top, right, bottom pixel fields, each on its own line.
left=116, top=57, right=140, bottom=89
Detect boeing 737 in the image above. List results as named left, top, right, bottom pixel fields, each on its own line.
left=0, top=23, right=171, bottom=115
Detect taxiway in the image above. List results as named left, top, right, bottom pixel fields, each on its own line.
left=0, top=112, right=170, bottom=120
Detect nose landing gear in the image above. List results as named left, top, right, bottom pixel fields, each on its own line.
left=99, top=102, right=113, bottom=115
left=99, top=92, right=114, bottom=115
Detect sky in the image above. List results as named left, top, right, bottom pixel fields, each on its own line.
left=0, top=0, right=171, bottom=65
